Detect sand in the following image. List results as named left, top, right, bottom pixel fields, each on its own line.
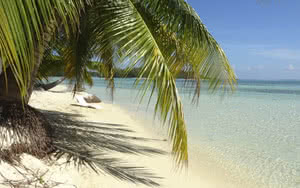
left=0, top=85, right=236, bottom=188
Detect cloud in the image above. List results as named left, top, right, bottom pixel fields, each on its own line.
left=254, top=49, right=300, bottom=61
left=246, top=65, right=264, bottom=71
left=288, top=64, right=295, bottom=71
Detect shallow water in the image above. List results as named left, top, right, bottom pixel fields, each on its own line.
left=76, top=78, right=299, bottom=187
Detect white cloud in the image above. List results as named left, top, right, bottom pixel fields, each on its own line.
left=246, top=65, right=264, bottom=71
left=254, top=49, right=300, bottom=61
left=288, top=64, right=295, bottom=71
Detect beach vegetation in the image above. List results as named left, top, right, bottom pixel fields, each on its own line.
left=0, top=0, right=236, bottom=182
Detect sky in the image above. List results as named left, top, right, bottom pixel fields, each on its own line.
left=187, top=0, right=300, bottom=80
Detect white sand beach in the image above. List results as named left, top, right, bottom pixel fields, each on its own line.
left=0, top=86, right=238, bottom=188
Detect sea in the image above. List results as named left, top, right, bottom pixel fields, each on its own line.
left=62, top=78, right=299, bottom=187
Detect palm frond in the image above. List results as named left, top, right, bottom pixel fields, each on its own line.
left=136, top=0, right=236, bottom=98
left=93, top=0, right=187, bottom=165
left=1, top=0, right=236, bottom=167
left=62, top=11, right=95, bottom=92
left=0, top=0, right=85, bottom=100
left=92, top=0, right=236, bottom=165
left=38, top=56, right=64, bottom=81
left=92, top=41, right=116, bottom=100
left=49, top=4, right=118, bottom=98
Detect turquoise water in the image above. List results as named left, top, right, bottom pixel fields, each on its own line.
left=83, top=78, right=300, bottom=187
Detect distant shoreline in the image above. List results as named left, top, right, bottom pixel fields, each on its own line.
left=48, top=76, right=300, bottom=83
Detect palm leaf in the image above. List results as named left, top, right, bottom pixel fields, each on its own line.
left=92, top=0, right=236, bottom=165
left=0, top=0, right=86, bottom=100
left=58, top=7, right=117, bottom=95
left=1, top=0, right=236, bottom=166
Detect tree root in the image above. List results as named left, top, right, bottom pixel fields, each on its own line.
left=0, top=100, right=54, bottom=164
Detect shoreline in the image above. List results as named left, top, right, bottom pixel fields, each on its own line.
left=1, top=85, right=247, bottom=187
left=116, top=104, right=259, bottom=188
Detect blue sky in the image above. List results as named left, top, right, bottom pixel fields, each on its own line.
left=187, top=0, right=300, bottom=80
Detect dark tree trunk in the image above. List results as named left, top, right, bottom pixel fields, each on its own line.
left=0, top=21, right=57, bottom=162
left=26, top=21, right=57, bottom=103
left=0, top=21, right=56, bottom=104
left=0, top=66, right=23, bottom=102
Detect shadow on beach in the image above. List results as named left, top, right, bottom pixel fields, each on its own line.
left=41, top=109, right=167, bottom=186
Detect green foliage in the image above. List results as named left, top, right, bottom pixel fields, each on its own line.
left=0, top=0, right=86, bottom=100
left=46, top=65, right=207, bottom=79
left=87, top=0, right=236, bottom=165
left=1, top=0, right=236, bottom=166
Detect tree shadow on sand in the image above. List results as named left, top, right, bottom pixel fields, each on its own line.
left=42, top=109, right=167, bottom=186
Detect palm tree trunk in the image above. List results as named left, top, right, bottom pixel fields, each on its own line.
left=0, top=21, right=56, bottom=103
left=0, top=66, right=22, bottom=102
left=0, top=21, right=58, bottom=162
left=25, top=21, right=57, bottom=103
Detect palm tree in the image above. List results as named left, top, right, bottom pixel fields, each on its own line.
left=0, top=0, right=236, bottom=168
left=0, top=0, right=84, bottom=102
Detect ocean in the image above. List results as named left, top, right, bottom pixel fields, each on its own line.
left=82, top=78, right=299, bottom=187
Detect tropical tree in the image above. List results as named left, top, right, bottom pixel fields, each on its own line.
left=0, top=0, right=236, bottom=170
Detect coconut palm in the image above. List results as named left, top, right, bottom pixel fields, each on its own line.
left=0, top=0, right=236, bottom=170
